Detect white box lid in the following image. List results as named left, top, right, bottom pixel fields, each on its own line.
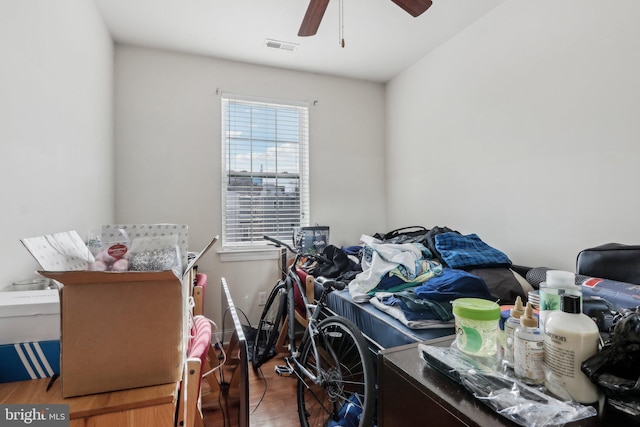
left=0, top=289, right=60, bottom=318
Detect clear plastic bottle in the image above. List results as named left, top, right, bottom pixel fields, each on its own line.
left=514, top=303, right=545, bottom=385
left=544, top=294, right=600, bottom=403
left=503, top=296, right=525, bottom=370
left=538, top=270, right=581, bottom=330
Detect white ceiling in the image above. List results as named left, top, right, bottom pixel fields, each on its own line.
left=93, top=0, right=505, bottom=83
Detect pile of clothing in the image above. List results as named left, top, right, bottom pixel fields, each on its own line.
left=350, top=227, right=515, bottom=329
left=305, top=226, right=529, bottom=330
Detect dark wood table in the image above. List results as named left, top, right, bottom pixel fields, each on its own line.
left=377, top=336, right=636, bottom=427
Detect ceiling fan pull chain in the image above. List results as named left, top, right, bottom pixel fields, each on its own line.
left=339, top=0, right=345, bottom=48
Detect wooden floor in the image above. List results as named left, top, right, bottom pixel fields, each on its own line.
left=202, top=353, right=300, bottom=427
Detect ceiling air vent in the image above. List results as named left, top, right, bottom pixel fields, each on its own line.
left=264, top=39, right=298, bottom=52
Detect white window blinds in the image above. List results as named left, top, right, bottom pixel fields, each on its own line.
left=221, top=94, right=310, bottom=248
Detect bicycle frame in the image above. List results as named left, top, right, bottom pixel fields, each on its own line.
left=266, top=236, right=337, bottom=387
left=260, top=235, right=374, bottom=427
left=283, top=253, right=328, bottom=385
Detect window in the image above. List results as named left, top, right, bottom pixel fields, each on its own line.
left=221, top=94, right=309, bottom=249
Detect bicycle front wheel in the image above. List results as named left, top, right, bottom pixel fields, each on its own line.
left=297, top=316, right=375, bottom=427
left=252, top=282, right=286, bottom=369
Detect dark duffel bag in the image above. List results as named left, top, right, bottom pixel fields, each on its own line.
left=577, top=243, right=640, bottom=284
left=372, top=226, right=429, bottom=244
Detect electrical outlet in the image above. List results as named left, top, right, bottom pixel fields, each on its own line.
left=258, top=292, right=267, bottom=306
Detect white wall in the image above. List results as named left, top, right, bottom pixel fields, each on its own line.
left=0, top=0, right=114, bottom=287
left=11, top=0, right=633, bottom=324
left=385, top=0, right=640, bottom=271
left=114, top=45, right=387, bottom=324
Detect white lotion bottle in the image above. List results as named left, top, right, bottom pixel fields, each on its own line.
left=544, top=294, right=600, bottom=403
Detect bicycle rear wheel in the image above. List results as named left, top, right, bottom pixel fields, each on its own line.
left=252, top=282, right=286, bottom=369
left=297, top=316, right=375, bottom=427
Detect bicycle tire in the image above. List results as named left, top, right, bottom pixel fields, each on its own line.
left=296, top=316, right=375, bottom=427
left=252, top=282, right=286, bottom=369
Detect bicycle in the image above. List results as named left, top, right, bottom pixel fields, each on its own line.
left=252, top=235, right=375, bottom=427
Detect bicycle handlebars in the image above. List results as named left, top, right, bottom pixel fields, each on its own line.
left=262, top=235, right=332, bottom=264
left=263, top=235, right=345, bottom=291
left=263, top=235, right=296, bottom=252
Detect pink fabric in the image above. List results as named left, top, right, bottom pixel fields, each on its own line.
left=187, top=315, right=212, bottom=395
left=189, top=316, right=212, bottom=362
left=195, top=273, right=208, bottom=298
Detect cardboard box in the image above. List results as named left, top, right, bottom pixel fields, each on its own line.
left=39, top=270, right=187, bottom=397
left=0, top=289, right=60, bottom=345
left=0, top=340, right=60, bottom=383
left=22, top=230, right=217, bottom=397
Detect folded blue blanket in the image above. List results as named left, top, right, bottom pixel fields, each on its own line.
left=378, top=290, right=454, bottom=321
left=435, top=232, right=511, bottom=269
left=413, top=268, right=493, bottom=301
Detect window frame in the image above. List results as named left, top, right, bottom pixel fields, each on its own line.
left=220, top=93, right=310, bottom=252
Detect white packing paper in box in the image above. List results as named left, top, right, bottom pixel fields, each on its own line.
left=21, top=230, right=92, bottom=271
left=0, top=289, right=60, bottom=345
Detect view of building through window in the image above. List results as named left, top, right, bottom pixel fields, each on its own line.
left=221, top=95, right=309, bottom=247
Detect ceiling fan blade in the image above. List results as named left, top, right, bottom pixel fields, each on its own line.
left=298, top=0, right=330, bottom=37
left=390, top=0, right=433, bottom=17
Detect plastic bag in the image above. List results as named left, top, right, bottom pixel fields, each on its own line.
left=419, top=344, right=597, bottom=427
left=88, top=228, right=130, bottom=271
left=128, top=234, right=181, bottom=273
left=582, top=308, right=640, bottom=398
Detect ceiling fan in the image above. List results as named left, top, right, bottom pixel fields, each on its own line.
left=298, top=0, right=433, bottom=37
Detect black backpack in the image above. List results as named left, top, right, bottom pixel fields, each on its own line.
left=309, top=245, right=361, bottom=279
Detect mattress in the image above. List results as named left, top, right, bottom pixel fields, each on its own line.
left=322, top=288, right=455, bottom=350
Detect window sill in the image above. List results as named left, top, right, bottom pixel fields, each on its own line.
left=218, top=248, right=280, bottom=262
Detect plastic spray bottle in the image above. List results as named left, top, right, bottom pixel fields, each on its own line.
left=514, top=302, right=544, bottom=385
left=538, top=270, right=581, bottom=330
left=503, top=296, right=525, bottom=370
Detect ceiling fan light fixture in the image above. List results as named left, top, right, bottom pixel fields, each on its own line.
left=264, top=39, right=299, bottom=52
